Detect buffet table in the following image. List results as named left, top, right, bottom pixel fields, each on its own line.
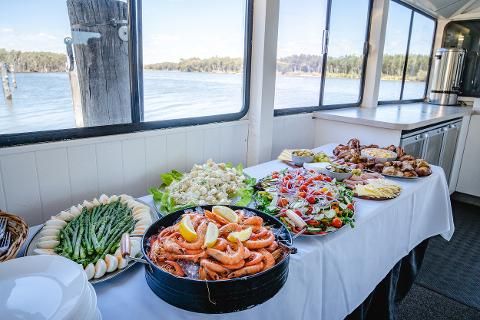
left=23, top=144, right=454, bottom=320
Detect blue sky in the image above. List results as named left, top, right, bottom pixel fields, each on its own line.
left=0, top=0, right=435, bottom=63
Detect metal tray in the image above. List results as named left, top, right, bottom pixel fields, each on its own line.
left=24, top=198, right=158, bottom=284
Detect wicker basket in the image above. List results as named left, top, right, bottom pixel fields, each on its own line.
left=0, top=211, right=28, bottom=262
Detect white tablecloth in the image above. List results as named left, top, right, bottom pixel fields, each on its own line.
left=24, top=144, right=455, bottom=320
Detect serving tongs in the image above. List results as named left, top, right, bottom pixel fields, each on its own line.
left=121, top=233, right=153, bottom=271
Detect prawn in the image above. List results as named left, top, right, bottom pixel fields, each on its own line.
left=206, top=239, right=244, bottom=265
left=162, top=237, right=185, bottom=255
left=227, top=262, right=264, bottom=279
left=245, top=251, right=263, bottom=266
left=259, top=248, right=275, bottom=270
left=200, top=259, right=228, bottom=274
left=198, top=267, right=207, bottom=280
left=219, top=223, right=241, bottom=236
left=163, top=260, right=185, bottom=277
left=244, top=233, right=275, bottom=250
left=204, top=210, right=230, bottom=225
left=175, top=220, right=207, bottom=250
left=266, top=241, right=278, bottom=252
left=222, top=260, right=245, bottom=270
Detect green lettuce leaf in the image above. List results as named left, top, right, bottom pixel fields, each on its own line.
left=234, top=188, right=253, bottom=207
left=160, top=169, right=183, bottom=186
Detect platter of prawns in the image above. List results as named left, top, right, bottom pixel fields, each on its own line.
left=145, top=205, right=293, bottom=281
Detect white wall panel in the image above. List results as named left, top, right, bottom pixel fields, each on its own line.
left=0, top=121, right=249, bottom=225
left=186, top=128, right=205, bottom=168
left=122, top=138, right=147, bottom=198
left=0, top=164, right=6, bottom=211
left=203, top=126, right=222, bottom=163
left=166, top=131, right=187, bottom=172
left=0, top=153, right=42, bottom=224
left=314, top=119, right=402, bottom=147
left=36, top=148, right=72, bottom=220
left=221, top=123, right=248, bottom=165
left=272, top=114, right=316, bottom=159
left=67, top=144, right=99, bottom=205
left=145, top=134, right=167, bottom=188
left=96, top=141, right=124, bottom=196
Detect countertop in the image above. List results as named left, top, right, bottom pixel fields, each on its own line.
left=313, top=103, right=472, bottom=130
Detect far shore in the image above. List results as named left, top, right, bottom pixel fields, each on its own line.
left=13, top=69, right=424, bottom=82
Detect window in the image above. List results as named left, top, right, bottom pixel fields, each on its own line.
left=0, top=0, right=252, bottom=146
left=378, top=1, right=436, bottom=103
left=323, top=0, right=371, bottom=105
left=0, top=0, right=132, bottom=136
left=274, top=0, right=372, bottom=113
left=142, top=0, right=248, bottom=121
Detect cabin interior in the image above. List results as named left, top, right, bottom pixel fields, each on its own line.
left=0, top=0, right=480, bottom=319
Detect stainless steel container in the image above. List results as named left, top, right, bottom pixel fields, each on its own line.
left=429, top=48, right=466, bottom=105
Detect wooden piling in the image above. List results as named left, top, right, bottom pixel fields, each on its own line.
left=66, top=0, right=131, bottom=127
left=10, top=64, right=17, bottom=88
left=1, top=63, right=12, bottom=100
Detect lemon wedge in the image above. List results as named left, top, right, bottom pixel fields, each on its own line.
left=212, top=206, right=239, bottom=223
left=179, top=215, right=197, bottom=242
left=203, top=222, right=219, bottom=248
left=227, top=227, right=252, bottom=242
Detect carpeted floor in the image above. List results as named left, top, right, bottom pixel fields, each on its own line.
left=397, top=199, right=480, bottom=320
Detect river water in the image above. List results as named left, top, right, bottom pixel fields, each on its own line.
left=0, top=71, right=425, bottom=134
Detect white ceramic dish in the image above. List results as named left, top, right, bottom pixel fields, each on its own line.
left=303, top=162, right=330, bottom=172
left=361, top=148, right=397, bottom=163
left=0, top=255, right=88, bottom=320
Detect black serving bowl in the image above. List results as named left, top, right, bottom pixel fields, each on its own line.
left=140, top=205, right=294, bottom=314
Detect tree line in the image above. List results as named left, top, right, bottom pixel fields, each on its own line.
left=0, top=48, right=430, bottom=81
left=0, top=48, right=67, bottom=72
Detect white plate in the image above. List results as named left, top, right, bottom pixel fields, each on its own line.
left=0, top=255, right=87, bottom=320
left=24, top=198, right=158, bottom=284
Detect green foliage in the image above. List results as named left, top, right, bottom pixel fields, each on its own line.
left=0, top=48, right=66, bottom=72
left=145, top=56, right=243, bottom=73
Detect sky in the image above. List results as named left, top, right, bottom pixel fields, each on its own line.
left=0, top=0, right=435, bottom=63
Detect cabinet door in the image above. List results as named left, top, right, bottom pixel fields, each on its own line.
left=424, top=129, right=444, bottom=166
left=457, top=115, right=480, bottom=197
left=440, top=123, right=460, bottom=182
left=401, top=135, right=426, bottom=159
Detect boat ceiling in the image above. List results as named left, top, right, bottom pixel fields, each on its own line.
left=405, top=0, right=480, bottom=19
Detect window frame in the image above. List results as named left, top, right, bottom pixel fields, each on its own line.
left=274, top=0, right=374, bottom=116
left=378, top=0, right=437, bottom=105
left=0, top=0, right=254, bottom=147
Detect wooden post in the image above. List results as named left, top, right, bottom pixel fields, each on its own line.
left=10, top=64, right=17, bottom=88
left=66, top=0, right=131, bottom=127
left=1, top=63, right=12, bottom=101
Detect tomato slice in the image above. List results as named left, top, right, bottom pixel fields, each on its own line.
left=299, top=184, right=308, bottom=192
left=306, top=196, right=316, bottom=204
left=331, top=217, right=342, bottom=228
left=298, top=191, right=307, bottom=198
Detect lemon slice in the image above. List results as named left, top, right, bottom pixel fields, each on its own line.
left=203, top=222, right=219, bottom=248
left=179, top=215, right=197, bottom=242
left=227, top=227, right=252, bottom=242
left=212, top=206, right=239, bottom=223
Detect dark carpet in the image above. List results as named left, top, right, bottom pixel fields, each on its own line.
left=415, top=200, right=480, bottom=310
left=397, top=284, right=480, bottom=320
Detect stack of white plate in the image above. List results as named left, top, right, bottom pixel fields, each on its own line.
left=0, top=255, right=101, bottom=320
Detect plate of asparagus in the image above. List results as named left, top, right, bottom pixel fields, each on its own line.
left=25, top=194, right=157, bottom=283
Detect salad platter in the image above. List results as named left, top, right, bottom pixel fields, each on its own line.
left=25, top=194, right=157, bottom=283
left=253, top=168, right=355, bottom=236
left=149, top=160, right=256, bottom=215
